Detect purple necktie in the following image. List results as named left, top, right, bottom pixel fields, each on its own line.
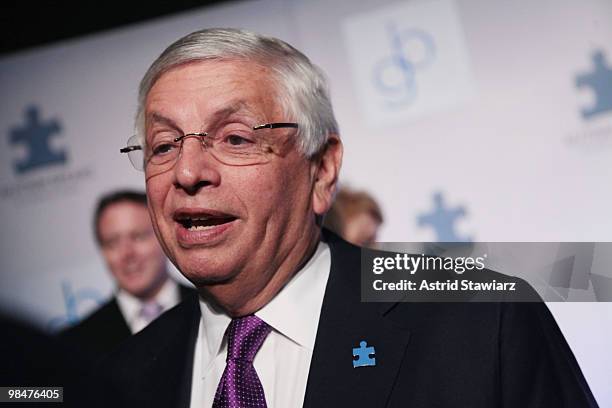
left=139, top=301, right=163, bottom=324
left=213, top=315, right=272, bottom=408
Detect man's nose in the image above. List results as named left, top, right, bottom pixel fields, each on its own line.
left=117, top=239, right=137, bottom=262
left=173, top=137, right=221, bottom=193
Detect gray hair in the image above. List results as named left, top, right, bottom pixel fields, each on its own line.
left=135, top=28, right=339, bottom=157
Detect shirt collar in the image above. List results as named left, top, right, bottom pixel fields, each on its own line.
left=256, top=241, right=331, bottom=350
left=116, top=278, right=179, bottom=325
left=199, top=240, right=331, bottom=358
left=199, top=297, right=231, bottom=360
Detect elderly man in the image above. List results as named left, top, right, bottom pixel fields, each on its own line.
left=99, top=29, right=597, bottom=407
left=62, top=190, right=196, bottom=362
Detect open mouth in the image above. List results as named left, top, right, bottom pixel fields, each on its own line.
left=175, top=213, right=237, bottom=231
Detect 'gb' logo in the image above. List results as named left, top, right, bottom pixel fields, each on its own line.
left=372, top=23, right=436, bottom=107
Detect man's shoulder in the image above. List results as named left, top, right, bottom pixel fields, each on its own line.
left=318, top=234, right=596, bottom=406
left=324, top=230, right=545, bottom=330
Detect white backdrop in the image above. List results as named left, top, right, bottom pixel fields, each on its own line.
left=0, top=0, right=610, bottom=404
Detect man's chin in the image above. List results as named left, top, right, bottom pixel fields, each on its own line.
left=182, top=268, right=239, bottom=288
left=122, top=285, right=152, bottom=298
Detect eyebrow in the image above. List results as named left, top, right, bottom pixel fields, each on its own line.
left=146, top=102, right=255, bottom=134
left=148, top=113, right=182, bottom=133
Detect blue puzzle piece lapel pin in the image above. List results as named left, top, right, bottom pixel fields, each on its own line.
left=353, top=340, right=376, bottom=368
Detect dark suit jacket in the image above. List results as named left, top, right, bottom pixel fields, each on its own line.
left=94, top=234, right=598, bottom=407
left=61, top=282, right=197, bottom=364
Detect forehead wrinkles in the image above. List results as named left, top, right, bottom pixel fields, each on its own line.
left=146, top=103, right=252, bottom=130
left=145, top=60, right=285, bottom=123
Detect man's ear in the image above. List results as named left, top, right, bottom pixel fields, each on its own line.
left=312, top=133, right=343, bottom=216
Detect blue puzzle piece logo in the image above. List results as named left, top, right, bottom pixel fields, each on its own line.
left=9, top=105, right=68, bottom=175
left=576, top=50, right=612, bottom=119
left=418, top=191, right=472, bottom=242
left=353, top=340, right=376, bottom=368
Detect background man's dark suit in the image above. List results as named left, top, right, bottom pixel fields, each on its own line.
left=61, top=284, right=196, bottom=363
left=95, top=234, right=598, bottom=407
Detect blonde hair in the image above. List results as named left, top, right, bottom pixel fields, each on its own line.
left=324, top=187, right=383, bottom=235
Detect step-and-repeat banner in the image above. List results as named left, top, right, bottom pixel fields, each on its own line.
left=0, top=0, right=610, bottom=404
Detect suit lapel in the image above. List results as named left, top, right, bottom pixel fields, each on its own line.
left=178, top=283, right=198, bottom=301
left=109, top=299, right=132, bottom=339
left=303, top=235, right=411, bottom=408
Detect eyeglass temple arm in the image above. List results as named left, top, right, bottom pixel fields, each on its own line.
left=120, top=145, right=142, bottom=154
left=253, top=123, right=298, bottom=130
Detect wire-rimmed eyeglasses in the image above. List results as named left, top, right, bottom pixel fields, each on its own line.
left=120, top=122, right=298, bottom=172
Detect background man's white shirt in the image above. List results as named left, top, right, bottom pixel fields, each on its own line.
left=190, top=241, right=331, bottom=408
left=116, top=278, right=181, bottom=333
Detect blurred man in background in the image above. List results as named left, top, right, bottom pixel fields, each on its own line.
left=323, top=187, right=383, bottom=247
left=61, top=190, right=196, bottom=361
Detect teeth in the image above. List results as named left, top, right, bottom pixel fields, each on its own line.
left=179, top=216, right=215, bottom=222
left=188, top=224, right=218, bottom=231
left=178, top=214, right=235, bottom=230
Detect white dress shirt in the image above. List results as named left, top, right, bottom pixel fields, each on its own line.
left=189, top=241, right=331, bottom=408
left=116, top=278, right=181, bottom=334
